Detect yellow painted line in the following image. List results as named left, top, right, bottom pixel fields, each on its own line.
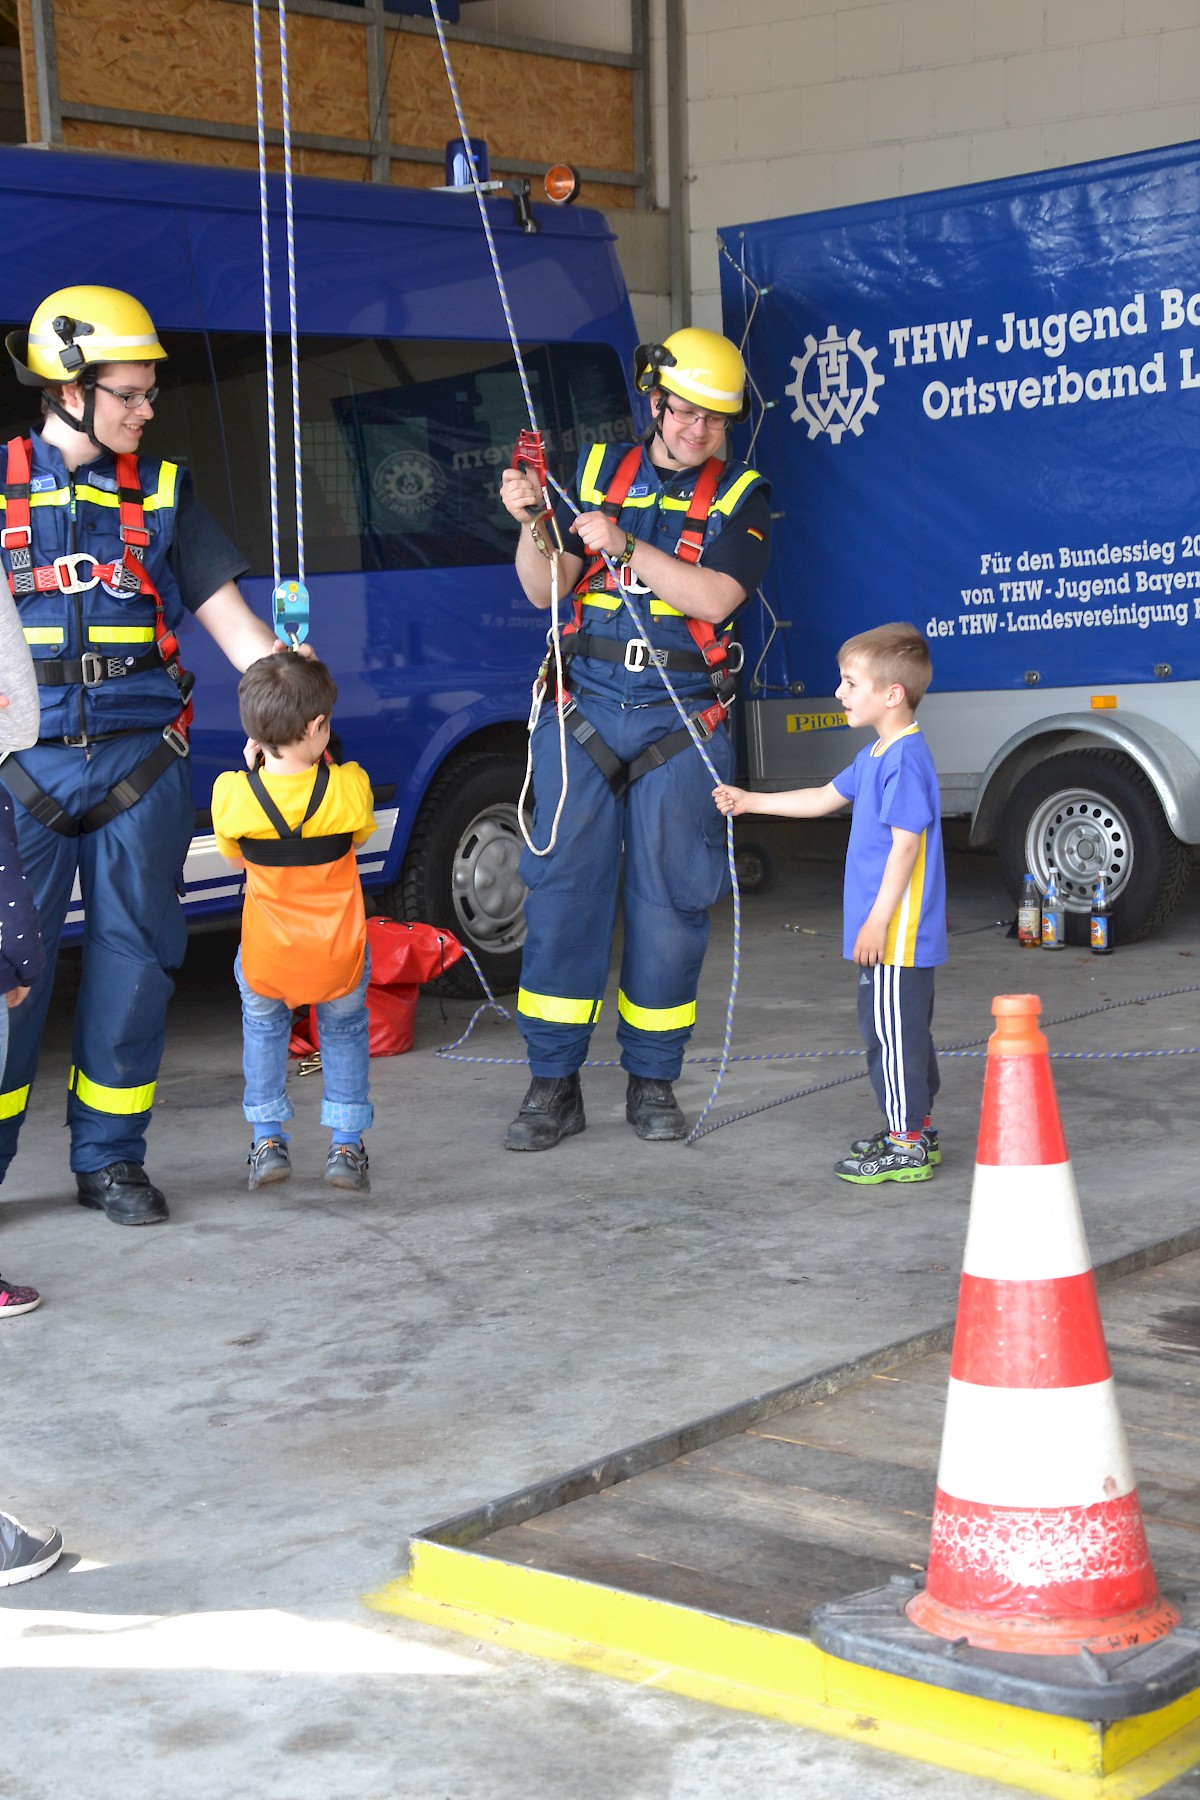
left=366, top=1541, right=1200, bottom=1800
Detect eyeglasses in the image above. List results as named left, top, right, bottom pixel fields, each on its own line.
left=660, top=397, right=730, bottom=431
left=93, top=381, right=159, bottom=411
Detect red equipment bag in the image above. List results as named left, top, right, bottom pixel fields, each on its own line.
left=288, top=918, right=465, bottom=1060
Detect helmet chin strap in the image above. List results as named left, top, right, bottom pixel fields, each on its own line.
left=44, top=378, right=114, bottom=456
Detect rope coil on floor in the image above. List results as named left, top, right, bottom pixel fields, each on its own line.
left=433, top=972, right=1200, bottom=1142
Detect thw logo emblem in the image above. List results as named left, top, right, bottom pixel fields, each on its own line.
left=786, top=326, right=884, bottom=444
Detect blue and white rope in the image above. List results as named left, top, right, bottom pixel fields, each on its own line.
left=250, top=0, right=281, bottom=591
left=427, top=0, right=538, bottom=437
left=426, top=0, right=745, bottom=1143
left=276, top=0, right=305, bottom=585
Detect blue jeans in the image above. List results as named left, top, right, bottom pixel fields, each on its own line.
left=234, top=948, right=373, bottom=1137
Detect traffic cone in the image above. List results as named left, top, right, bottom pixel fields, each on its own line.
left=906, top=993, right=1179, bottom=1656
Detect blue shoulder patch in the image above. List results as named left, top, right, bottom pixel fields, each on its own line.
left=29, top=474, right=58, bottom=493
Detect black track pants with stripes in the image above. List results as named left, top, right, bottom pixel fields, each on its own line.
left=855, top=963, right=939, bottom=1136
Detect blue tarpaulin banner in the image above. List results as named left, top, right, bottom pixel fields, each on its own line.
left=721, top=142, right=1200, bottom=694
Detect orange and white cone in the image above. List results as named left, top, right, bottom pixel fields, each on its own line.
left=906, top=993, right=1179, bottom=1656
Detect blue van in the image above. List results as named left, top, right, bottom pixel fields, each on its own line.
left=0, top=146, right=639, bottom=990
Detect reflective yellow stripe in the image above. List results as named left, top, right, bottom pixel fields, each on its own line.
left=712, top=468, right=761, bottom=514
left=0, top=1084, right=29, bottom=1120
left=76, top=460, right=178, bottom=513
left=577, top=443, right=609, bottom=506
left=23, top=626, right=64, bottom=645
left=69, top=1065, right=156, bottom=1115
left=86, top=625, right=155, bottom=644
left=155, top=461, right=179, bottom=508
left=0, top=490, right=70, bottom=510
left=580, top=595, right=684, bottom=617
left=617, top=990, right=696, bottom=1033
left=517, top=988, right=602, bottom=1026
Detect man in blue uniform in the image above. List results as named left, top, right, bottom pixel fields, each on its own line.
left=0, top=285, right=302, bottom=1224
left=498, top=327, right=770, bottom=1150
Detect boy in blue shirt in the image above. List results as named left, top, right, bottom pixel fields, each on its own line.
left=714, top=622, right=946, bottom=1183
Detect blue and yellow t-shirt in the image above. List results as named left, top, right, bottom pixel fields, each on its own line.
left=832, top=724, right=947, bottom=968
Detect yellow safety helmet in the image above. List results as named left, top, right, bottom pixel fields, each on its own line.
left=634, top=327, right=749, bottom=423
left=8, top=286, right=167, bottom=388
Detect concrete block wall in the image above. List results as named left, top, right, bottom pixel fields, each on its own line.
left=686, top=0, right=1200, bottom=329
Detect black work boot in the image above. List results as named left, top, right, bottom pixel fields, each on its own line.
left=504, top=1075, right=585, bottom=1151
left=625, top=1075, right=686, bottom=1142
left=76, top=1162, right=169, bottom=1226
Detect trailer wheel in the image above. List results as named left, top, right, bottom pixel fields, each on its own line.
left=385, top=751, right=528, bottom=996
left=997, top=749, right=1190, bottom=945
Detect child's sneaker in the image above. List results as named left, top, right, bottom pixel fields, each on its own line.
left=324, top=1142, right=370, bottom=1193
left=0, top=1511, right=62, bottom=1586
left=835, top=1134, right=932, bottom=1184
left=0, top=1275, right=41, bottom=1318
left=850, top=1124, right=941, bottom=1166
left=247, top=1136, right=291, bottom=1191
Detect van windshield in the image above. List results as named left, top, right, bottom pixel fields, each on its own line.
left=0, top=330, right=635, bottom=575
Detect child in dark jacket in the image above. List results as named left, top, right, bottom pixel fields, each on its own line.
left=0, top=782, right=44, bottom=1315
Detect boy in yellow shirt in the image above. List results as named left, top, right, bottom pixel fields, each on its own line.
left=212, top=656, right=376, bottom=1193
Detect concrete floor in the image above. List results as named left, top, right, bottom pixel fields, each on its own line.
left=4, top=820, right=1200, bottom=1799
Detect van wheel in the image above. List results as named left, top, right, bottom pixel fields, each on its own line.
left=997, top=748, right=1190, bottom=944
left=386, top=752, right=528, bottom=997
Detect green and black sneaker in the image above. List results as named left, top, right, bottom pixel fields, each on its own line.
left=835, top=1134, right=932, bottom=1185
left=849, top=1125, right=941, bottom=1167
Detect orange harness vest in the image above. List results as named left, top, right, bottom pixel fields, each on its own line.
left=237, top=761, right=366, bottom=1009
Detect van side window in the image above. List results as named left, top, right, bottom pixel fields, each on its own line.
left=193, top=335, right=633, bottom=576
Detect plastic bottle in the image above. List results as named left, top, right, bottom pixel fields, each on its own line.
left=1090, top=875, right=1113, bottom=955
left=1017, top=872, right=1041, bottom=948
left=1041, top=867, right=1065, bottom=949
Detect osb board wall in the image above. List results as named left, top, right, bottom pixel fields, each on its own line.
left=20, top=0, right=634, bottom=198
left=55, top=0, right=370, bottom=139
left=386, top=36, right=632, bottom=177
left=15, top=0, right=36, bottom=139
left=64, top=120, right=359, bottom=181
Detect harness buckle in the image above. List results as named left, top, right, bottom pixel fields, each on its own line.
left=162, top=721, right=190, bottom=758
left=52, top=553, right=100, bottom=595
left=623, top=638, right=666, bottom=673
left=0, top=525, right=30, bottom=550
left=616, top=562, right=652, bottom=595
left=724, top=641, right=745, bottom=674
left=80, top=652, right=106, bottom=687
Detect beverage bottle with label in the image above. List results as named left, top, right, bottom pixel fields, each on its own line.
left=1017, top=872, right=1041, bottom=948
left=1041, top=867, right=1065, bottom=949
left=1090, top=875, right=1113, bottom=955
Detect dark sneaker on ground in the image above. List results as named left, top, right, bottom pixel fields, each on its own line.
left=324, top=1142, right=370, bottom=1193
left=625, top=1075, right=686, bottom=1142
left=0, top=1512, right=63, bottom=1587
left=247, top=1136, right=292, bottom=1192
left=850, top=1124, right=941, bottom=1166
left=76, top=1162, right=168, bottom=1225
left=504, top=1074, right=585, bottom=1151
left=835, top=1136, right=932, bottom=1184
left=0, top=1275, right=40, bottom=1318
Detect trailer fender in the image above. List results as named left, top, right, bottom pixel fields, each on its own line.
left=970, top=711, right=1200, bottom=848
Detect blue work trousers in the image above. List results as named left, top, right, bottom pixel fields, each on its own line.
left=235, top=947, right=373, bottom=1137
left=517, top=691, right=732, bottom=1080
left=0, top=732, right=193, bottom=1177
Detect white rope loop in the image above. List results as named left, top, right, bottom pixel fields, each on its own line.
left=251, top=0, right=281, bottom=591
left=251, top=0, right=306, bottom=615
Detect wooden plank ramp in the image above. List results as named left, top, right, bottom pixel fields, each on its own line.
left=371, top=1246, right=1200, bottom=1800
